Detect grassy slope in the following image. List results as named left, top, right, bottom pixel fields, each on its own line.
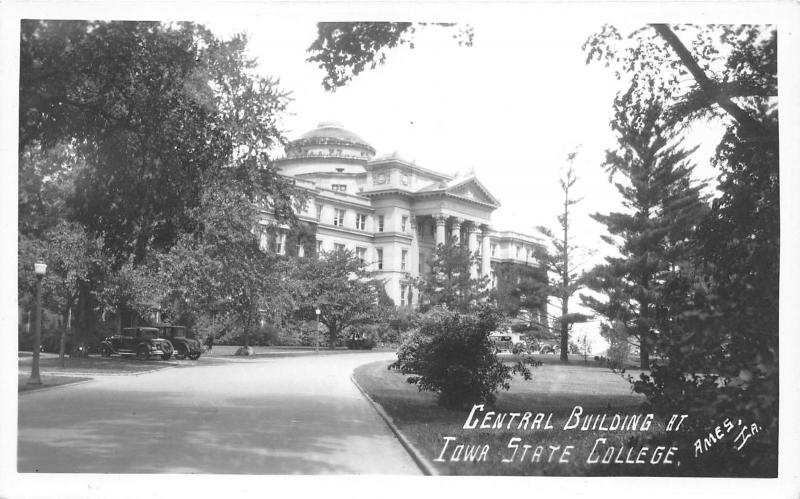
left=354, top=357, right=686, bottom=476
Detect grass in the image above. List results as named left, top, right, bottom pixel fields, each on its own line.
left=18, top=354, right=178, bottom=375
left=353, top=357, right=689, bottom=476
left=18, top=374, right=91, bottom=393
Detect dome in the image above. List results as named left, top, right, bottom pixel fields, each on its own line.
left=291, top=121, right=376, bottom=155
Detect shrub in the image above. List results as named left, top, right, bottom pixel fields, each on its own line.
left=345, top=324, right=378, bottom=350
left=389, top=306, right=535, bottom=409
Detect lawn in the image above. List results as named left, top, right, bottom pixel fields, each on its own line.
left=353, top=357, right=689, bottom=476
left=18, top=374, right=91, bottom=393
left=18, top=354, right=179, bottom=375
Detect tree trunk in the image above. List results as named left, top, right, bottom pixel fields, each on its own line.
left=639, top=345, right=649, bottom=370
left=59, top=307, right=70, bottom=368
left=72, top=282, right=92, bottom=357
left=329, top=323, right=336, bottom=349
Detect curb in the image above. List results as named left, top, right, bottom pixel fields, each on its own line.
left=350, top=373, right=439, bottom=476
left=19, top=378, right=95, bottom=396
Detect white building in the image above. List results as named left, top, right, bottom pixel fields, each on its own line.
left=267, top=121, right=546, bottom=313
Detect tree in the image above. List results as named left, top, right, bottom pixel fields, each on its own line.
left=20, top=20, right=294, bottom=265
left=415, top=241, right=490, bottom=313
left=582, top=91, right=708, bottom=370
left=291, top=248, right=383, bottom=349
left=158, top=184, right=288, bottom=348
left=537, top=153, right=591, bottom=362
left=586, top=25, right=778, bottom=475
left=584, top=24, right=776, bottom=142
left=491, top=262, right=548, bottom=320
left=307, top=22, right=473, bottom=91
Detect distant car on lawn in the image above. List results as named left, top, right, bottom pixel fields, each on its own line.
left=100, top=327, right=174, bottom=361
left=156, top=325, right=203, bottom=360
left=537, top=344, right=556, bottom=355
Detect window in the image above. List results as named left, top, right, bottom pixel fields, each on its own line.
left=296, top=244, right=305, bottom=258
left=331, top=184, right=347, bottom=192
left=356, top=247, right=367, bottom=264
left=517, top=245, right=522, bottom=259
left=334, top=208, right=345, bottom=226
left=400, top=285, right=408, bottom=306
left=377, top=215, right=384, bottom=232
left=356, top=213, right=367, bottom=230
left=334, top=243, right=345, bottom=252
left=401, top=215, right=408, bottom=232
left=491, top=244, right=497, bottom=256
left=376, top=248, right=384, bottom=270
left=401, top=250, right=408, bottom=271
left=277, top=233, right=286, bottom=255
left=316, top=240, right=323, bottom=254
left=259, top=232, right=268, bottom=251
left=316, top=204, right=323, bottom=221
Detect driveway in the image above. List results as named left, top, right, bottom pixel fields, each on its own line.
left=17, top=352, right=420, bottom=474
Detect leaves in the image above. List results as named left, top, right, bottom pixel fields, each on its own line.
left=415, top=241, right=490, bottom=313
left=289, top=248, right=383, bottom=347
left=20, top=20, right=293, bottom=265
left=307, top=22, right=473, bottom=91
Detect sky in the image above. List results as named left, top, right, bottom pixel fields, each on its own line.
left=201, top=17, right=728, bottom=353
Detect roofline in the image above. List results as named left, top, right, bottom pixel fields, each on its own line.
left=366, top=158, right=453, bottom=182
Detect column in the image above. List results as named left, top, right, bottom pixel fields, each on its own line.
left=481, top=225, right=492, bottom=278
left=435, top=214, right=447, bottom=247
left=467, top=223, right=479, bottom=278
left=410, top=216, right=419, bottom=275
left=451, top=217, right=463, bottom=244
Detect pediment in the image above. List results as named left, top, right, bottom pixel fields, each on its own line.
left=446, top=177, right=500, bottom=206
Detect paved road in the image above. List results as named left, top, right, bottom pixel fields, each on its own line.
left=18, top=352, right=420, bottom=474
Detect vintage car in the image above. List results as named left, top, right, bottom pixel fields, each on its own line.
left=100, top=327, right=174, bottom=361
left=156, top=325, right=203, bottom=360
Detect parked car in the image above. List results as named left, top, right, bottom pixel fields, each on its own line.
left=489, top=333, right=514, bottom=353
left=100, top=327, right=174, bottom=361
left=156, top=325, right=203, bottom=360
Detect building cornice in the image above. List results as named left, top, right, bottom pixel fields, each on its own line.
left=366, top=158, right=452, bottom=182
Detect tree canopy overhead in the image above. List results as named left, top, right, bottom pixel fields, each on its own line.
left=584, top=24, right=776, bottom=139
left=307, top=22, right=473, bottom=91
left=20, top=20, right=295, bottom=265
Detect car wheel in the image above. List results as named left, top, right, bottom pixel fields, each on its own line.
left=176, top=345, right=188, bottom=360
left=162, top=353, right=172, bottom=360
left=136, top=346, right=150, bottom=361
left=100, top=345, right=112, bottom=357
left=188, top=353, right=201, bottom=360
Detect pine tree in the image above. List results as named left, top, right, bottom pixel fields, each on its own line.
left=583, top=89, right=708, bottom=369
left=415, top=241, right=490, bottom=313
left=537, top=153, right=589, bottom=362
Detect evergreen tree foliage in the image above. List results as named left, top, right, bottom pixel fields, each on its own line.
left=537, top=155, right=591, bottom=361
left=587, top=24, right=778, bottom=475
left=414, top=241, right=490, bottom=313
left=582, top=90, right=709, bottom=370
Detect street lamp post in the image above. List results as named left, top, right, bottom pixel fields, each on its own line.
left=29, top=262, right=47, bottom=386
left=315, top=307, right=321, bottom=354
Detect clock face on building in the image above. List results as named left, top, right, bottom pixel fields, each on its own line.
left=375, top=172, right=386, bottom=184
left=401, top=174, right=409, bottom=186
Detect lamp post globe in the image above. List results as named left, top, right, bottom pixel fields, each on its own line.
left=29, top=262, right=47, bottom=386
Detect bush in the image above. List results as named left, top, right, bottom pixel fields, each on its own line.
left=345, top=337, right=376, bottom=350
left=389, top=306, right=535, bottom=409
left=345, top=324, right=378, bottom=350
